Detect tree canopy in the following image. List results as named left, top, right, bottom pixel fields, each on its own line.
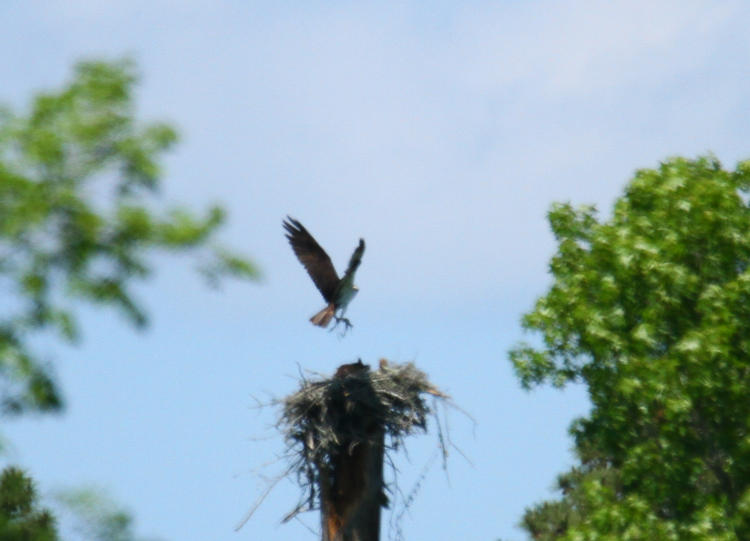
left=0, top=467, right=57, bottom=541
left=0, top=59, right=257, bottom=415
left=511, top=156, right=750, bottom=540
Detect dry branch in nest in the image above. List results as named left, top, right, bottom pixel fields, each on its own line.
left=278, top=358, right=448, bottom=524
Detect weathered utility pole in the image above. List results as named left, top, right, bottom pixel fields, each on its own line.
left=319, top=422, right=384, bottom=540
left=279, top=359, right=444, bottom=541
left=319, top=361, right=385, bottom=541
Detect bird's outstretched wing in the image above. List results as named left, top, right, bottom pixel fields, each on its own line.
left=342, top=239, right=365, bottom=280
left=283, top=217, right=340, bottom=302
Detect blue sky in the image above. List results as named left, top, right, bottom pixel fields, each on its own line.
left=3, top=1, right=750, bottom=540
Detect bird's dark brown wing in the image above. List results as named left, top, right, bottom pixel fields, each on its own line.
left=283, top=217, right=340, bottom=302
left=342, top=238, right=365, bottom=280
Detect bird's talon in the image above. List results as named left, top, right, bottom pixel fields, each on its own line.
left=331, top=316, right=353, bottom=334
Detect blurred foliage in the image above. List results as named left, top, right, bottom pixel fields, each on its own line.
left=55, top=487, right=161, bottom=541
left=511, top=156, right=750, bottom=539
left=0, top=466, right=58, bottom=540
left=0, top=59, right=258, bottom=415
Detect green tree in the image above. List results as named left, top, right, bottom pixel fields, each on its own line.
left=0, top=58, right=257, bottom=415
left=0, top=58, right=258, bottom=539
left=0, top=466, right=57, bottom=540
left=55, top=487, right=160, bottom=541
left=510, top=156, right=750, bottom=540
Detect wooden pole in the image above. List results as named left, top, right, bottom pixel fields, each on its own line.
left=319, top=362, right=386, bottom=541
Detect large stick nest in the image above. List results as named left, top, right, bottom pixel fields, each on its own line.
left=278, top=359, right=447, bottom=520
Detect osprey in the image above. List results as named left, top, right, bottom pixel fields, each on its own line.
left=283, top=217, right=365, bottom=329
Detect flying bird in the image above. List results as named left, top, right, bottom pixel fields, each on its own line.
left=283, top=217, right=365, bottom=330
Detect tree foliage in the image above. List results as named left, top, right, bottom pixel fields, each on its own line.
left=0, top=466, right=58, bottom=541
left=511, top=156, right=750, bottom=539
left=0, top=59, right=258, bottom=415
left=55, top=487, right=161, bottom=541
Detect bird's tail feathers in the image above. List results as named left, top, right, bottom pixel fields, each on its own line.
left=310, top=304, right=336, bottom=327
